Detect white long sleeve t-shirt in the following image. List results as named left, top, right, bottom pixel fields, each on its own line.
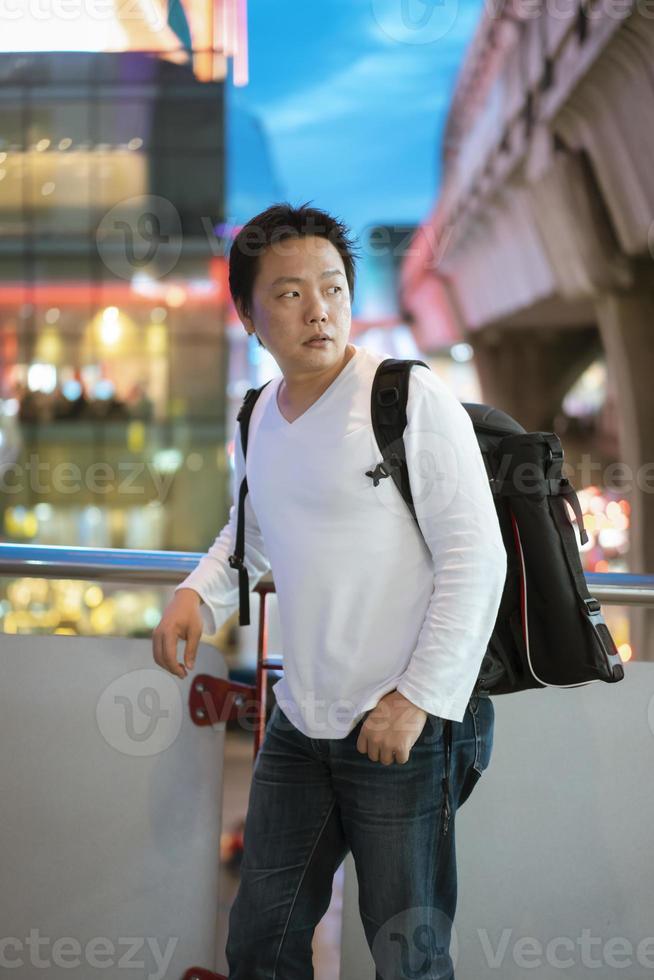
left=175, top=343, right=507, bottom=738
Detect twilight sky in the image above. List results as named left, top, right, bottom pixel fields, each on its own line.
left=227, top=0, right=484, bottom=244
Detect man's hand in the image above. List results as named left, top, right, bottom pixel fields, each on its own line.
left=152, top=588, right=204, bottom=679
left=356, top=690, right=428, bottom=765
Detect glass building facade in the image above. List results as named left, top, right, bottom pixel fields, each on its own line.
left=0, top=51, right=231, bottom=637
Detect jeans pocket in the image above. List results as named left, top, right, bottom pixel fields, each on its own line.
left=456, top=696, right=494, bottom=808
left=420, top=712, right=445, bottom=746
left=457, top=767, right=482, bottom=808
left=473, top=695, right=494, bottom=776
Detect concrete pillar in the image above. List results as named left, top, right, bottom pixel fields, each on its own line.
left=469, top=325, right=600, bottom=432
left=595, top=258, right=654, bottom=661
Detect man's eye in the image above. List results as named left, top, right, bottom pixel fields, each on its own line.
left=280, top=291, right=299, bottom=298
left=327, top=285, right=342, bottom=294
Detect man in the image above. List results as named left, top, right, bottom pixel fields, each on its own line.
left=153, top=203, right=507, bottom=979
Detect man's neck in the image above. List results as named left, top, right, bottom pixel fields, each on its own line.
left=279, top=343, right=356, bottom=408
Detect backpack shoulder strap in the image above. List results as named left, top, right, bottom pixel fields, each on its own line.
left=237, top=381, right=271, bottom=456
left=369, top=358, right=429, bottom=528
left=228, top=380, right=272, bottom=626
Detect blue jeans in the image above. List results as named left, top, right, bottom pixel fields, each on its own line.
left=226, top=693, right=494, bottom=980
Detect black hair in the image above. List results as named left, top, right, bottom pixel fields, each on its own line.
left=229, top=201, right=359, bottom=348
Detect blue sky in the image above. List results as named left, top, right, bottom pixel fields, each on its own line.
left=227, top=0, right=485, bottom=245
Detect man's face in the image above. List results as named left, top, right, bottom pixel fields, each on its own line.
left=236, top=235, right=352, bottom=376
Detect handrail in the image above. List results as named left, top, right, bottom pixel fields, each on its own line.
left=0, top=542, right=207, bottom=584
left=0, top=543, right=653, bottom=606
left=585, top=573, right=654, bottom=607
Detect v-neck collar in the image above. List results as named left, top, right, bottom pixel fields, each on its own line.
left=273, top=345, right=360, bottom=427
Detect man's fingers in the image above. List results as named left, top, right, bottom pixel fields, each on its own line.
left=357, top=731, right=377, bottom=761
left=161, top=629, right=186, bottom=678
left=184, top=625, right=202, bottom=670
left=357, top=728, right=407, bottom=765
left=152, top=599, right=203, bottom=678
left=153, top=630, right=177, bottom=674
left=152, top=631, right=162, bottom=670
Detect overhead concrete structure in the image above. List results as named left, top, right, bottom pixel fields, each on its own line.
left=401, top=0, right=654, bottom=659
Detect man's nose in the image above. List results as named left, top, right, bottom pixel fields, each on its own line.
left=306, top=301, right=328, bottom=323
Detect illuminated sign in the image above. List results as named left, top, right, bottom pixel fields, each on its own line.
left=0, top=0, right=248, bottom=84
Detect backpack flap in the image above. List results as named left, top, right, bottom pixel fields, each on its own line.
left=493, top=431, right=624, bottom=687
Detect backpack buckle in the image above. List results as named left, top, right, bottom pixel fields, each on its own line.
left=583, top=597, right=602, bottom=624
left=544, top=435, right=564, bottom=479
left=365, top=453, right=402, bottom=487
left=377, top=385, right=400, bottom=407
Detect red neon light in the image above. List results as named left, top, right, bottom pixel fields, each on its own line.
left=0, top=263, right=228, bottom=308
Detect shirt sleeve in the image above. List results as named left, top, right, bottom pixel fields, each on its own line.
left=394, top=365, right=507, bottom=722
left=173, top=417, right=272, bottom=635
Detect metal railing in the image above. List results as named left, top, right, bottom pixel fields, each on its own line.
left=0, top=542, right=205, bottom=584
left=0, top=543, right=653, bottom=606
left=1, top=543, right=649, bottom=980
left=0, top=543, right=280, bottom=754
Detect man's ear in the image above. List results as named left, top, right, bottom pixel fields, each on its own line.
left=234, top=299, right=254, bottom=334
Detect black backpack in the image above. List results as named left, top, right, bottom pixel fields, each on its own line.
left=228, top=356, right=624, bottom=698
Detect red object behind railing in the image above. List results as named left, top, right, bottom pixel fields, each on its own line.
left=182, top=969, right=227, bottom=980
left=188, top=580, right=279, bottom=758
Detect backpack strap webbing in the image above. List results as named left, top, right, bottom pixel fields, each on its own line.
left=536, top=434, right=623, bottom=680
left=228, top=381, right=271, bottom=626
left=369, top=358, right=429, bottom=529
